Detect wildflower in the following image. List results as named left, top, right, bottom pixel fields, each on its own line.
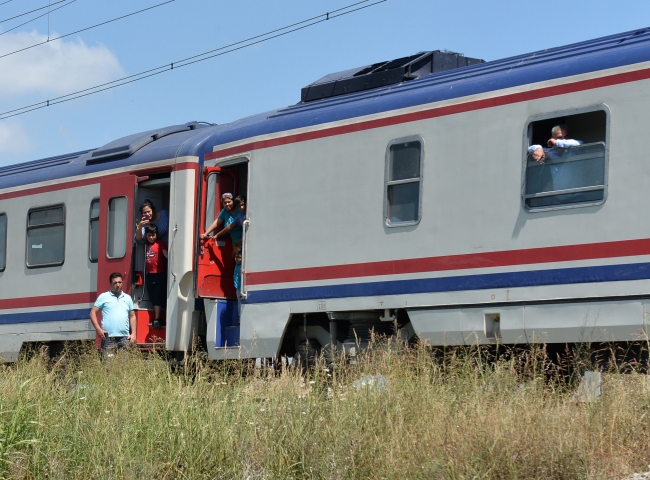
left=309, top=380, right=315, bottom=384
left=105, top=410, right=110, bottom=414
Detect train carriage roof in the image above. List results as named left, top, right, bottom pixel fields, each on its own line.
left=3, top=26, right=650, bottom=191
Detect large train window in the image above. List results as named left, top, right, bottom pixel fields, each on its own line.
left=384, top=136, right=424, bottom=226
left=0, top=213, right=6, bottom=271
left=106, top=196, right=127, bottom=259
left=524, top=106, right=609, bottom=211
left=89, top=199, right=99, bottom=263
left=26, top=205, right=65, bottom=268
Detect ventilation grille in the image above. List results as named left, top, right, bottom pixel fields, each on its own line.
left=301, top=50, right=484, bottom=103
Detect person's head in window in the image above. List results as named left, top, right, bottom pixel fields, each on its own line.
left=548, top=124, right=569, bottom=147
left=221, top=193, right=236, bottom=213
left=235, top=195, right=246, bottom=216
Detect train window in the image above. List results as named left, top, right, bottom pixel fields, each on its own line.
left=0, top=213, right=6, bottom=271
left=89, top=199, right=99, bottom=262
left=26, top=205, right=65, bottom=268
left=524, top=107, right=609, bottom=211
left=204, top=173, right=217, bottom=232
left=385, top=136, right=423, bottom=226
left=107, top=196, right=127, bottom=259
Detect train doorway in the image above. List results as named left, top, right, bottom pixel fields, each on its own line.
left=197, top=160, right=248, bottom=348
left=132, top=172, right=171, bottom=344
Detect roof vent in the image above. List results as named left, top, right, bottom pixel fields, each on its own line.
left=301, top=51, right=484, bottom=103
left=86, top=121, right=199, bottom=164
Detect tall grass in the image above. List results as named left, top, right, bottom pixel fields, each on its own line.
left=0, top=341, right=649, bottom=479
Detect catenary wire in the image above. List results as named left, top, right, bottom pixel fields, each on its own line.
left=0, top=0, right=76, bottom=36
left=0, top=0, right=13, bottom=6
left=0, top=0, right=386, bottom=120
left=0, top=0, right=66, bottom=24
left=0, top=0, right=175, bottom=59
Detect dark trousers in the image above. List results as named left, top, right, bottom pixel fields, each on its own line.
left=100, top=336, right=129, bottom=357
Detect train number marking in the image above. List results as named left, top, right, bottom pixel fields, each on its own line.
left=317, top=301, right=326, bottom=311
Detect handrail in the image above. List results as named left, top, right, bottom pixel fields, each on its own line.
left=524, top=184, right=604, bottom=199
left=240, top=219, right=250, bottom=299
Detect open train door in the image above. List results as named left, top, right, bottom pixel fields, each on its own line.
left=94, top=172, right=137, bottom=345
left=196, top=166, right=238, bottom=299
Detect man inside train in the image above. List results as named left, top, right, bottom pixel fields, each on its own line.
left=89, top=272, right=137, bottom=354
left=528, top=124, right=583, bottom=163
left=528, top=124, right=587, bottom=204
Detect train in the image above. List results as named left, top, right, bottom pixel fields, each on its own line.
left=2, top=26, right=650, bottom=362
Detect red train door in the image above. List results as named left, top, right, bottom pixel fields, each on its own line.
left=196, top=167, right=238, bottom=299
left=94, top=173, right=137, bottom=345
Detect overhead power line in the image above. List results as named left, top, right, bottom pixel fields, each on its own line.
left=0, top=0, right=77, bottom=37
left=0, top=0, right=13, bottom=6
left=0, top=0, right=387, bottom=121
left=0, top=0, right=175, bottom=58
left=0, top=0, right=66, bottom=24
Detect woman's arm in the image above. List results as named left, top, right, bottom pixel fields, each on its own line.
left=214, top=222, right=237, bottom=238
left=135, top=219, right=148, bottom=241
left=201, top=217, right=224, bottom=239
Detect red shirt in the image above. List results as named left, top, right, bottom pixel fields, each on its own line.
left=145, top=240, right=167, bottom=273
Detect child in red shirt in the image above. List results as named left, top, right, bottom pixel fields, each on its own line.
left=144, top=224, right=168, bottom=328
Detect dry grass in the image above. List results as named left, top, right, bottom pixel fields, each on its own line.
left=0, top=341, right=649, bottom=479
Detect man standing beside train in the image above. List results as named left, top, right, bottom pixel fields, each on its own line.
left=89, top=272, right=137, bottom=354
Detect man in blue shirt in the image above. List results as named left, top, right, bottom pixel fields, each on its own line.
left=90, top=272, right=136, bottom=352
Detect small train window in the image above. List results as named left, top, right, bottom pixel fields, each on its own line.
left=107, top=196, right=127, bottom=259
left=26, top=205, right=65, bottom=268
left=385, top=136, right=424, bottom=226
left=89, top=199, right=99, bottom=263
left=0, top=213, right=6, bottom=271
left=524, top=107, right=608, bottom=211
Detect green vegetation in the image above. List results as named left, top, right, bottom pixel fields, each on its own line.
left=0, top=342, right=649, bottom=479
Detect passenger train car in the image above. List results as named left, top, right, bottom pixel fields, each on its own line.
left=2, top=27, right=650, bottom=362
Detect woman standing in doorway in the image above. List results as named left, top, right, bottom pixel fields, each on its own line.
left=135, top=199, right=170, bottom=243
left=201, top=193, right=243, bottom=247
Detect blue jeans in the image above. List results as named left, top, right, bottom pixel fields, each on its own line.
left=100, top=336, right=129, bottom=356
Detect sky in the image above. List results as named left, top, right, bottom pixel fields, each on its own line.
left=0, top=0, right=648, bottom=167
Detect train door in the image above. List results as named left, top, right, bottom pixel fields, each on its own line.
left=95, top=173, right=137, bottom=346
left=132, top=173, right=171, bottom=344
left=196, top=167, right=238, bottom=299
left=197, top=164, right=248, bottom=349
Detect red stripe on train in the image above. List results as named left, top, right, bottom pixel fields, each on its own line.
left=246, top=238, right=650, bottom=286
left=206, top=67, right=650, bottom=160
left=0, top=292, right=97, bottom=309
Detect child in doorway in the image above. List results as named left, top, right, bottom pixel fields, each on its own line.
left=144, top=224, right=168, bottom=328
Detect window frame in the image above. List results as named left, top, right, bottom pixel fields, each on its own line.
left=89, top=198, right=100, bottom=263
left=522, top=104, right=610, bottom=213
left=25, top=203, right=66, bottom=269
left=106, top=195, right=128, bottom=259
left=384, top=135, right=425, bottom=227
left=0, top=212, right=6, bottom=272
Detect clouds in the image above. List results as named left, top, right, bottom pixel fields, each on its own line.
left=0, top=29, right=125, bottom=98
left=0, top=30, right=125, bottom=164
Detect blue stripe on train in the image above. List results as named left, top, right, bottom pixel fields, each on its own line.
left=0, top=308, right=90, bottom=325
left=245, top=262, right=650, bottom=304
